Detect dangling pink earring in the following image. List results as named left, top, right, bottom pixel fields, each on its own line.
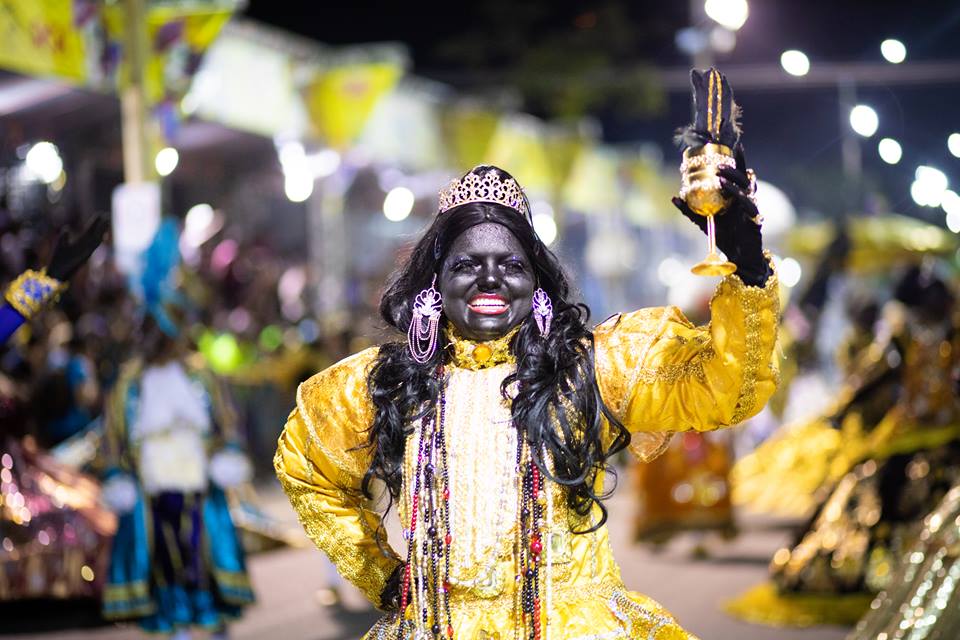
left=408, top=275, right=443, bottom=363
left=532, top=288, right=553, bottom=338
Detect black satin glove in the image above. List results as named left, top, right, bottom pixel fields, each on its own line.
left=379, top=563, right=404, bottom=611
left=672, top=144, right=771, bottom=287
left=47, top=215, right=110, bottom=282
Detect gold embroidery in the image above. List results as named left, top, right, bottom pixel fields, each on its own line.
left=635, top=348, right=715, bottom=385
left=102, top=580, right=156, bottom=619
left=447, top=325, right=519, bottom=370
left=275, top=460, right=401, bottom=605
left=725, top=261, right=779, bottom=425
left=364, top=581, right=687, bottom=639
left=628, top=431, right=674, bottom=463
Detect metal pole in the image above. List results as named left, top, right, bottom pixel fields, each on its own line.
left=308, top=171, right=351, bottom=333
left=120, top=0, right=151, bottom=184
left=837, top=76, right=862, bottom=212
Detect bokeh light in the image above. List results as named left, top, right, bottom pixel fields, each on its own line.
left=383, top=187, right=415, bottom=222
left=880, top=39, right=906, bottom=64
left=155, top=147, right=179, bottom=177
left=704, top=0, right=749, bottom=30
left=878, top=138, right=902, bottom=164
left=849, top=105, right=879, bottom=137
left=778, top=257, right=802, bottom=288
left=25, top=141, right=63, bottom=184
left=532, top=212, right=558, bottom=246
left=948, top=133, right=960, bottom=158
left=911, top=166, right=949, bottom=207
left=780, top=50, right=810, bottom=77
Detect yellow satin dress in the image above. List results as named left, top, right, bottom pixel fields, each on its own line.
left=274, top=272, right=779, bottom=640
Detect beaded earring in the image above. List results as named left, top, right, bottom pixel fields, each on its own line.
left=408, top=276, right=443, bottom=363
left=532, top=288, right=553, bottom=338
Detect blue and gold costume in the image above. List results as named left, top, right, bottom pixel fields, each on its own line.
left=101, top=357, right=254, bottom=633
left=0, top=269, right=65, bottom=344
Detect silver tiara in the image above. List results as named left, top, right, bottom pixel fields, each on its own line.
left=437, top=168, right=529, bottom=217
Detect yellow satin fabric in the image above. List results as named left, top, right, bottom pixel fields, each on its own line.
left=593, top=271, right=780, bottom=435
left=274, top=271, right=779, bottom=639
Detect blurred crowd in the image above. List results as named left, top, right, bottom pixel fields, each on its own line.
left=0, top=208, right=345, bottom=454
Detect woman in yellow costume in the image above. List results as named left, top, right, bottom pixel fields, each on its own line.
left=275, top=70, right=779, bottom=639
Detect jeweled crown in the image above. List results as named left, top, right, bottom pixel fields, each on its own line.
left=437, top=167, right=529, bottom=217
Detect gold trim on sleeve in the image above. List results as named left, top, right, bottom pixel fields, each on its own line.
left=275, top=460, right=401, bottom=606
left=724, top=262, right=779, bottom=425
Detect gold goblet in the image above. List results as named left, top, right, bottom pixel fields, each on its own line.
left=680, top=143, right=738, bottom=276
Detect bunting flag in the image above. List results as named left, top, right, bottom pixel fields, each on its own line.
left=543, top=124, right=589, bottom=195
left=0, top=0, right=90, bottom=83
left=562, top=147, right=622, bottom=215
left=358, top=80, right=446, bottom=171
left=99, top=1, right=235, bottom=149
left=102, top=3, right=234, bottom=103
left=484, top=114, right=553, bottom=197
left=304, top=60, right=403, bottom=150
left=182, top=25, right=305, bottom=138
left=622, top=153, right=677, bottom=224
left=442, top=104, right=500, bottom=170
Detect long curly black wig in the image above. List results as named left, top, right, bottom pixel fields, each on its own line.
left=362, top=166, right=630, bottom=536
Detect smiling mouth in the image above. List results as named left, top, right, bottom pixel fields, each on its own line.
left=467, top=294, right=509, bottom=315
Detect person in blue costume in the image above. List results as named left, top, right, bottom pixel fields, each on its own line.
left=0, top=216, right=108, bottom=345
left=99, top=221, right=254, bottom=640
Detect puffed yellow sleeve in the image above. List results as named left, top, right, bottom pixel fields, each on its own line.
left=274, top=347, right=402, bottom=607
left=594, top=269, right=779, bottom=433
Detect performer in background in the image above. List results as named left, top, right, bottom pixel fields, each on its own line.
left=727, top=265, right=960, bottom=628
left=0, top=216, right=112, bottom=605
left=275, top=69, right=780, bottom=639
left=99, top=221, right=254, bottom=640
left=1, top=217, right=108, bottom=345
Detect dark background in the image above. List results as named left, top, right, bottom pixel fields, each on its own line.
left=245, top=0, right=960, bottom=222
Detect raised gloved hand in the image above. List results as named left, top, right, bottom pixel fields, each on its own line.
left=47, top=215, right=109, bottom=282
left=672, top=144, right=770, bottom=286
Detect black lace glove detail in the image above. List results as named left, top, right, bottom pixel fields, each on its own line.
left=379, top=563, right=404, bottom=611
left=672, top=144, right=771, bottom=287
left=47, top=215, right=109, bottom=282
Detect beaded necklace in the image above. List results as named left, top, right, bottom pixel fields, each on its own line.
left=399, top=369, right=453, bottom=639
left=400, top=365, right=549, bottom=640
left=514, top=434, right=545, bottom=640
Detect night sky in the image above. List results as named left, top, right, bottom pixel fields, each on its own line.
left=244, top=1, right=960, bottom=221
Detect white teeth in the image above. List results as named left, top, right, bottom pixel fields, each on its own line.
left=470, top=298, right=507, bottom=307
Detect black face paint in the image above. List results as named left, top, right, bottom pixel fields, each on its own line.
left=439, top=223, right=535, bottom=341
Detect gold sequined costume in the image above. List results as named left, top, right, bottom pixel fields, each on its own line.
left=848, top=482, right=960, bottom=640
left=731, top=322, right=900, bottom=518
left=726, top=308, right=960, bottom=627
left=275, top=272, right=779, bottom=639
